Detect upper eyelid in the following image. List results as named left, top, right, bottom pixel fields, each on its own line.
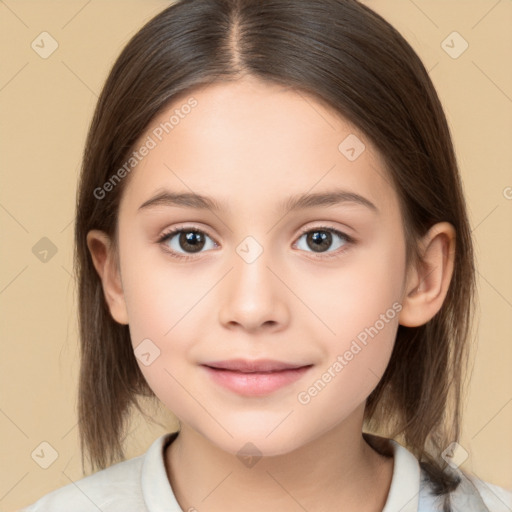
left=159, top=224, right=219, bottom=244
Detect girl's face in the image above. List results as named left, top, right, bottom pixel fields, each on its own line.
left=104, top=77, right=411, bottom=455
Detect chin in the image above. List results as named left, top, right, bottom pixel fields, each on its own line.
left=203, top=423, right=307, bottom=459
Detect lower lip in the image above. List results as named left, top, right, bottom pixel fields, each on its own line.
left=202, top=365, right=312, bottom=396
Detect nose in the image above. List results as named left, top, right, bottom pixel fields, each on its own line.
left=217, top=243, right=290, bottom=333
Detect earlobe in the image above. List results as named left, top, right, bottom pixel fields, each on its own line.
left=399, top=222, right=456, bottom=327
left=86, top=229, right=129, bottom=325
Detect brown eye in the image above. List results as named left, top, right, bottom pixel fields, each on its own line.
left=305, top=230, right=333, bottom=252
left=159, top=227, right=218, bottom=259
left=294, top=226, right=353, bottom=257
left=176, top=230, right=206, bottom=253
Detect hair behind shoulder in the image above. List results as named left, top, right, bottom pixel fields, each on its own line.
left=75, top=1, right=476, bottom=507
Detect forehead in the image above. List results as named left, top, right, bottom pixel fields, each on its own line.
left=119, top=77, right=399, bottom=218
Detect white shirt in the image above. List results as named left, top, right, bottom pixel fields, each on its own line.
left=21, top=432, right=512, bottom=511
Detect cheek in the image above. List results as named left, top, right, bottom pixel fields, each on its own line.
left=120, top=242, right=211, bottom=343
left=293, top=232, right=404, bottom=400
left=119, top=248, right=223, bottom=409
left=294, top=227, right=406, bottom=340
left=120, top=255, right=203, bottom=414
left=296, top=321, right=397, bottom=417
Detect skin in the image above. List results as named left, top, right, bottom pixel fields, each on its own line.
left=88, top=76, right=455, bottom=512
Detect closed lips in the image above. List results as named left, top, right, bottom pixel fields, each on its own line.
left=202, top=359, right=312, bottom=373
left=202, top=359, right=314, bottom=396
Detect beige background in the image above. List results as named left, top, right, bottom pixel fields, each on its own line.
left=0, top=1, right=511, bottom=510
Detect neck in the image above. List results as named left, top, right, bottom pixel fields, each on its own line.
left=164, top=407, right=394, bottom=512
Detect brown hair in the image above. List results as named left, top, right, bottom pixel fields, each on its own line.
left=74, top=0, right=476, bottom=506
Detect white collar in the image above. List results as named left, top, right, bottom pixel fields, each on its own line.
left=140, top=432, right=422, bottom=512
left=141, top=431, right=181, bottom=511
left=378, top=436, right=421, bottom=511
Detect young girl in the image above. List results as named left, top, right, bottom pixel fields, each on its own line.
left=21, top=0, right=511, bottom=511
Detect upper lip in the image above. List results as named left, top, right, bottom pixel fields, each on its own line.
left=202, top=359, right=311, bottom=373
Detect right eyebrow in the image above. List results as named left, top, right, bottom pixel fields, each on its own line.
left=138, top=191, right=224, bottom=212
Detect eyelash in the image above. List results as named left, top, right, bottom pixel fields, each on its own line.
left=156, top=224, right=355, bottom=261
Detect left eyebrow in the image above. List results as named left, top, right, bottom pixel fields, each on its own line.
left=282, top=189, right=378, bottom=214
left=138, top=188, right=379, bottom=215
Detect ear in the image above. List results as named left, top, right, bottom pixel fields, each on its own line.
left=86, top=229, right=129, bottom=325
left=399, top=222, right=456, bottom=327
